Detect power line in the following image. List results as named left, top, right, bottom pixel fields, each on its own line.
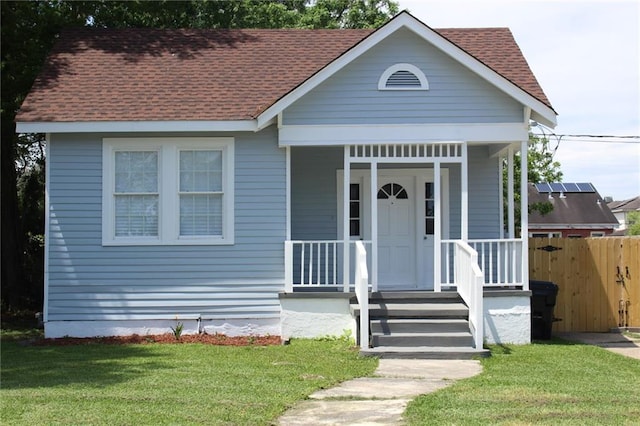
left=555, top=134, right=639, bottom=139
left=531, top=133, right=640, bottom=144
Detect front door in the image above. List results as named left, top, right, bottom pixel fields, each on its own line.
left=377, top=177, right=416, bottom=289
left=338, top=168, right=448, bottom=290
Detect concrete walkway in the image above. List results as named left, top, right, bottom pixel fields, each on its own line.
left=557, top=331, right=640, bottom=360
left=277, top=359, right=482, bottom=425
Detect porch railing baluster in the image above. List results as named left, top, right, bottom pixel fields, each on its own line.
left=286, top=240, right=372, bottom=289
left=442, top=239, right=524, bottom=288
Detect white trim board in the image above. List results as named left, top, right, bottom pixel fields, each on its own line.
left=16, top=120, right=266, bottom=134
left=278, top=123, right=528, bottom=146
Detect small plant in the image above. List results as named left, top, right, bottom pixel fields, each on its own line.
left=170, top=322, right=184, bottom=341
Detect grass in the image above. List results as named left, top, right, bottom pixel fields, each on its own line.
left=623, top=330, right=640, bottom=340
left=404, top=339, right=640, bottom=425
left=0, top=328, right=377, bottom=425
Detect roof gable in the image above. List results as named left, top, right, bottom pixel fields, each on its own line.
left=16, top=11, right=556, bottom=131
left=259, top=12, right=556, bottom=128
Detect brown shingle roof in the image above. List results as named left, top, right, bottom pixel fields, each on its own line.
left=528, top=184, right=619, bottom=226
left=608, top=196, right=640, bottom=212
left=17, top=25, right=553, bottom=123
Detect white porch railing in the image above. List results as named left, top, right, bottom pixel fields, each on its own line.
left=284, top=240, right=372, bottom=292
left=449, top=241, right=484, bottom=350
left=354, top=241, right=369, bottom=350
left=441, top=239, right=524, bottom=289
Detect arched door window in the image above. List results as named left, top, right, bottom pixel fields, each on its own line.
left=377, top=183, right=408, bottom=199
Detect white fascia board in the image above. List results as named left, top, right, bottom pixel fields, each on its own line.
left=16, top=120, right=263, bottom=134
left=278, top=123, right=528, bottom=146
left=258, top=12, right=556, bottom=129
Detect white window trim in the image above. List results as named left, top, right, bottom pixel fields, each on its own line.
left=378, top=63, right=429, bottom=91
left=103, top=137, right=234, bottom=246
left=528, top=232, right=562, bottom=238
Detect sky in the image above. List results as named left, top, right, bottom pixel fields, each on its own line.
left=398, top=0, right=640, bottom=200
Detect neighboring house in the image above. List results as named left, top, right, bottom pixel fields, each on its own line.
left=528, top=182, right=618, bottom=238
left=16, top=12, right=558, bottom=354
left=607, top=196, right=640, bottom=232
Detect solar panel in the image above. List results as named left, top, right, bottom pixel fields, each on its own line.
left=576, top=182, right=595, bottom=192
left=563, top=183, right=579, bottom=192
left=534, top=182, right=596, bottom=193
left=534, top=183, right=551, bottom=193
left=550, top=183, right=565, bottom=192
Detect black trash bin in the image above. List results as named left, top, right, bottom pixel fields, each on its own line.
left=530, top=280, right=559, bottom=340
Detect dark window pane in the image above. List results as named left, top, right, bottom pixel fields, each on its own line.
left=378, top=183, right=392, bottom=199
left=425, top=182, right=434, bottom=199
left=350, top=201, right=360, bottom=218
left=350, top=183, right=360, bottom=200
left=350, top=220, right=360, bottom=236
left=426, top=218, right=435, bottom=235
left=426, top=200, right=434, bottom=216
left=396, top=188, right=408, bottom=199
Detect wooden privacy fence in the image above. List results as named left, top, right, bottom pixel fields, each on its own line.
left=528, top=237, right=639, bottom=332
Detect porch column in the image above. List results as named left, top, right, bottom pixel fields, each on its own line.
left=434, top=161, right=441, bottom=292
left=507, top=147, right=515, bottom=238
left=498, top=154, right=504, bottom=239
left=284, top=147, right=292, bottom=292
left=343, top=145, right=351, bottom=292
left=460, top=143, right=469, bottom=241
left=285, top=146, right=291, bottom=240
left=520, top=139, right=529, bottom=291
left=370, top=161, right=378, bottom=291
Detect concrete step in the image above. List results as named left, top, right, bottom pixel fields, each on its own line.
left=365, top=291, right=463, bottom=304
left=360, top=346, right=491, bottom=360
left=371, top=331, right=473, bottom=347
left=351, top=302, right=469, bottom=319
left=371, top=318, right=470, bottom=334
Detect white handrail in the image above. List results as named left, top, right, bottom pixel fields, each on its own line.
left=451, top=241, right=484, bottom=350
left=354, top=241, right=369, bottom=350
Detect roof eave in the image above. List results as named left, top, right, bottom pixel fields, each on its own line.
left=15, top=119, right=268, bottom=134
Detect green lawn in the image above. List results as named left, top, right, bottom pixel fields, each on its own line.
left=1, top=335, right=377, bottom=425
left=405, top=340, right=640, bottom=425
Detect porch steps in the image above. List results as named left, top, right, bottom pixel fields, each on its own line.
left=351, top=292, right=490, bottom=360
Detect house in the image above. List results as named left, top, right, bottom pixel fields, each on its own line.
left=16, top=12, right=557, bottom=355
left=528, top=182, right=619, bottom=238
left=607, top=196, right=640, bottom=233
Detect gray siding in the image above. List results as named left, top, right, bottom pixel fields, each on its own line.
left=291, top=147, right=343, bottom=240
left=468, top=146, right=502, bottom=238
left=47, top=126, right=286, bottom=321
left=283, top=28, right=523, bottom=126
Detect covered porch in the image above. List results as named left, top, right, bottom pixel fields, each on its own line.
left=280, top=137, right=531, bottom=351
left=283, top=140, right=530, bottom=293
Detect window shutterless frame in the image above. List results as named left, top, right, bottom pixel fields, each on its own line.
left=102, top=137, right=234, bottom=246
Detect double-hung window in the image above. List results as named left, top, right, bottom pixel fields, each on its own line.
left=114, top=150, right=160, bottom=238
left=103, top=138, right=234, bottom=245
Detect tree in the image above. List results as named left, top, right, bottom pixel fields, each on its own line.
left=503, top=133, right=563, bottom=235
left=1, top=0, right=399, bottom=310
left=627, top=211, right=640, bottom=236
